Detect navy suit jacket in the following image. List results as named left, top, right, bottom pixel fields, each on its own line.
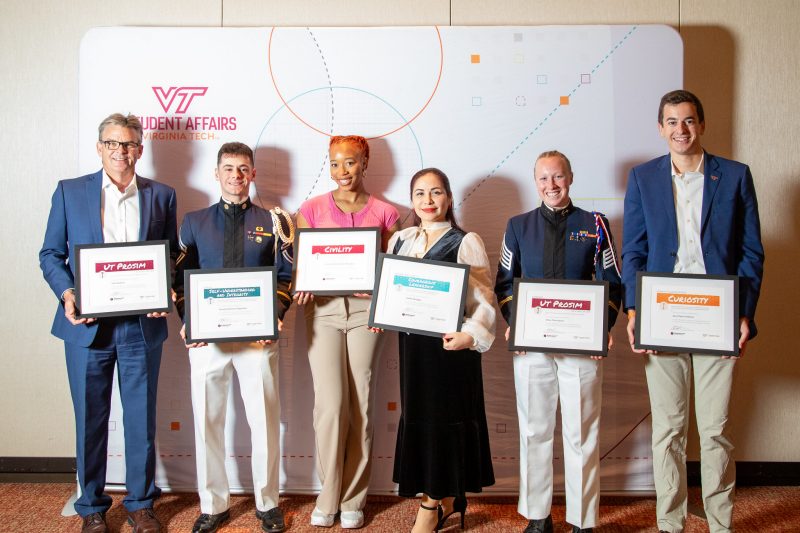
left=621, top=152, right=764, bottom=336
left=39, top=169, right=179, bottom=348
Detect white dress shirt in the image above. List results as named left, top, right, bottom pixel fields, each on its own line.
left=101, top=172, right=140, bottom=244
left=671, top=157, right=706, bottom=274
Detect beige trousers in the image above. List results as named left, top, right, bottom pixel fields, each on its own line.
left=189, top=341, right=280, bottom=515
left=304, top=296, right=384, bottom=514
left=644, top=353, right=736, bottom=533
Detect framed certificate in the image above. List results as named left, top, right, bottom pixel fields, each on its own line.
left=509, top=278, right=609, bottom=356
left=184, top=267, right=278, bottom=344
left=368, top=254, right=469, bottom=337
left=75, top=240, right=172, bottom=318
left=292, top=227, right=380, bottom=295
left=635, top=272, right=739, bottom=356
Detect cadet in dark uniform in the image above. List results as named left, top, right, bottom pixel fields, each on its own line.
left=173, top=142, right=293, bottom=533
left=494, top=150, right=622, bottom=533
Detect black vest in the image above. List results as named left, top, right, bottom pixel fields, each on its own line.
left=393, top=227, right=466, bottom=263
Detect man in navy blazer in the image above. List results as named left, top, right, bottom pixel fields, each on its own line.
left=39, top=113, right=177, bottom=533
left=622, top=91, right=764, bottom=533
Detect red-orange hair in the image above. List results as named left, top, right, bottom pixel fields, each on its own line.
left=329, top=135, right=370, bottom=165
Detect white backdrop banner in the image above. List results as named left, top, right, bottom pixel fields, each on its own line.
left=77, top=25, right=681, bottom=494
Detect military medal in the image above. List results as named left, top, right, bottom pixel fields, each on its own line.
left=247, top=228, right=272, bottom=242
left=569, top=229, right=597, bottom=242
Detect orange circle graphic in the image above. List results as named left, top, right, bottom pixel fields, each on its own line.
left=268, top=26, right=443, bottom=140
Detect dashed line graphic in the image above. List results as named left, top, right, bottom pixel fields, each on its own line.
left=302, top=28, right=336, bottom=199
left=457, top=26, right=639, bottom=208
left=306, top=27, right=335, bottom=135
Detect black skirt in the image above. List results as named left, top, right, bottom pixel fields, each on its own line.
left=392, top=331, right=495, bottom=499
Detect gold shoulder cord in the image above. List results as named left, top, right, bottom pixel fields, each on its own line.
left=269, top=206, right=295, bottom=245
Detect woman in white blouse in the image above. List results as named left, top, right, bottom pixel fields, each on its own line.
left=387, top=168, right=496, bottom=532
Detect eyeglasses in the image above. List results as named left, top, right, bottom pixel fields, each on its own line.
left=100, top=140, right=141, bottom=151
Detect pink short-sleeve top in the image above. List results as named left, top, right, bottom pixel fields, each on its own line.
left=298, top=192, right=399, bottom=231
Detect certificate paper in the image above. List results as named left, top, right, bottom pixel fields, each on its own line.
left=635, top=272, right=739, bottom=356
left=368, top=254, right=469, bottom=337
left=185, top=267, right=278, bottom=344
left=75, top=240, right=171, bottom=318
left=292, top=228, right=380, bottom=294
left=509, top=279, right=609, bottom=356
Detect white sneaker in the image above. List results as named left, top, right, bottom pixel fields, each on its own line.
left=340, top=510, right=364, bottom=529
left=310, top=507, right=335, bottom=527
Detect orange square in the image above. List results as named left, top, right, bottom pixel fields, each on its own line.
left=387, top=402, right=397, bottom=411
left=170, top=421, right=180, bottom=431
left=470, top=54, right=480, bottom=64
left=560, top=96, right=570, bottom=105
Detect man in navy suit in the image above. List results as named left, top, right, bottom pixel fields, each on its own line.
left=622, top=91, right=764, bottom=533
left=173, top=142, right=293, bottom=533
left=40, top=113, right=177, bottom=533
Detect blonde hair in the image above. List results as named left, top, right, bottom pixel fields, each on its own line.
left=535, top=150, right=572, bottom=176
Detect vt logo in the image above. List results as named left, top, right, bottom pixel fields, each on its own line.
left=152, top=86, right=208, bottom=113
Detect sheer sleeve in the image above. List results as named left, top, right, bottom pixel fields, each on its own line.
left=457, top=232, right=497, bottom=353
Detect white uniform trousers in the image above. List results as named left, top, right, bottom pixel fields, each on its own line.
left=513, top=352, right=602, bottom=529
left=644, top=353, right=736, bottom=533
left=189, top=341, right=280, bottom=515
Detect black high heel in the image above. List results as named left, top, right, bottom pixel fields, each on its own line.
left=435, top=495, right=467, bottom=531
left=414, top=502, right=442, bottom=531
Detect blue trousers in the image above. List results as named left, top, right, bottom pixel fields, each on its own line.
left=65, top=316, right=162, bottom=516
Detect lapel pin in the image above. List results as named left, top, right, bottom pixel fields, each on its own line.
left=711, top=175, right=719, bottom=181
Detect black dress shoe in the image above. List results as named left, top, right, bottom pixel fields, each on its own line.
left=524, top=515, right=553, bottom=533
left=81, top=512, right=108, bottom=533
left=192, top=510, right=231, bottom=532
left=572, top=527, right=593, bottom=533
left=256, top=507, right=286, bottom=532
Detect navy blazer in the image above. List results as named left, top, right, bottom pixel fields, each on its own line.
left=494, top=206, right=622, bottom=328
left=39, top=169, right=178, bottom=347
left=173, top=200, right=294, bottom=320
left=621, top=152, right=764, bottom=335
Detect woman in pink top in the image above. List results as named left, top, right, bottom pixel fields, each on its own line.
left=295, top=135, right=400, bottom=529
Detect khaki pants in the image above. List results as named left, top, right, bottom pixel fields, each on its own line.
left=305, top=296, right=385, bottom=514
left=644, top=353, right=736, bottom=533
left=189, top=341, right=280, bottom=515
